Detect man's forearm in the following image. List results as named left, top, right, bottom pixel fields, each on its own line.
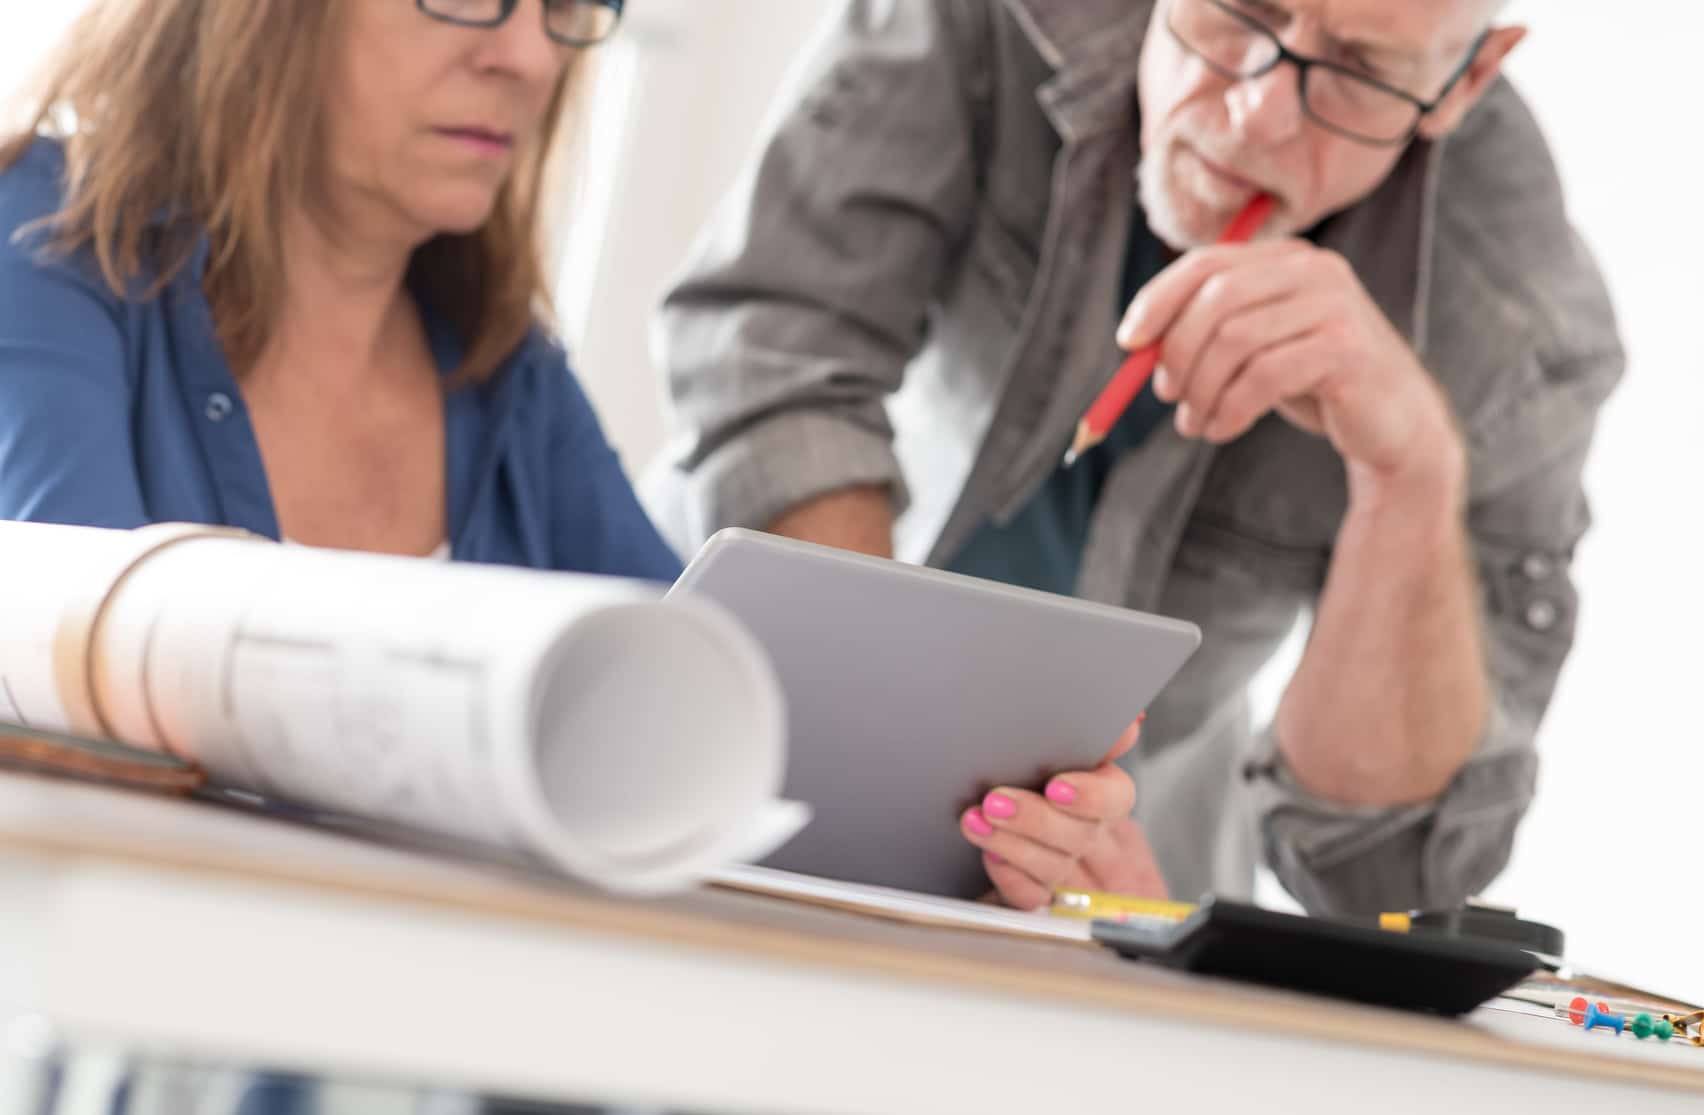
left=765, top=485, right=896, bottom=558
left=1276, top=454, right=1489, bottom=808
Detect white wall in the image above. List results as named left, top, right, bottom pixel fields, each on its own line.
left=0, top=13, right=75, bottom=117
left=558, top=0, right=842, bottom=469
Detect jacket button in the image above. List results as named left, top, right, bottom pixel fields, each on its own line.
left=205, top=393, right=234, bottom=423
left=1521, top=553, right=1554, bottom=581
left=1525, top=599, right=1560, bottom=632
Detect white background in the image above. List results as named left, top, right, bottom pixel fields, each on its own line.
left=1474, top=0, right=1704, bottom=999
left=4, top=0, right=1699, bottom=1000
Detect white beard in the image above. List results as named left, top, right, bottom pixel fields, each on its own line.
left=1136, top=149, right=1208, bottom=253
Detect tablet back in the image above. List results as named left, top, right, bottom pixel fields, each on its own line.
left=670, top=529, right=1201, bottom=897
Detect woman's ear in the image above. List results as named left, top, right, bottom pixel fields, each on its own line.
left=1417, top=25, right=1528, bottom=141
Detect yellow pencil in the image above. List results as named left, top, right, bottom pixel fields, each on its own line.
left=1049, top=888, right=1415, bottom=934
left=1048, top=889, right=1198, bottom=923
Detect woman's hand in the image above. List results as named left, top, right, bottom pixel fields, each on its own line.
left=959, top=716, right=1168, bottom=911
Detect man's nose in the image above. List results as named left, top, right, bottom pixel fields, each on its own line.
left=1225, top=62, right=1306, bottom=146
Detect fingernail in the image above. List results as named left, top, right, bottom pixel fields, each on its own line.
left=1138, top=712, right=1148, bottom=724
left=1122, top=299, right=1149, bottom=347
left=986, top=852, right=1005, bottom=866
left=1153, top=365, right=1173, bottom=399
left=1045, top=779, right=1078, bottom=806
left=1174, top=402, right=1194, bottom=435
left=983, top=792, right=1017, bottom=820
left=963, top=808, right=995, bottom=837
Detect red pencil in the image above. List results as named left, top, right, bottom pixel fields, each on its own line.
left=1063, top=193, right=1276, bottom=467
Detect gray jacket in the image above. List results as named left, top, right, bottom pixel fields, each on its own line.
left=652, top=0, right=1624, bottom=913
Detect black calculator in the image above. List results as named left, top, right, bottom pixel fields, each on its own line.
left=1092, top=898, right=1543, bottom=1016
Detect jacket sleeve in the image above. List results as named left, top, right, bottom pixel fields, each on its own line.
left=654, top=0, right=989, bottom=545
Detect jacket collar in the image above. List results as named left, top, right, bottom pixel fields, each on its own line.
left=1001, top=0, right=1436, bottom=347
left=1003, top=0, right=1152, bottom=143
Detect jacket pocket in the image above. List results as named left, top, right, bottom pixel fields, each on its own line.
left=1174, top=512, right=1332, bottom=598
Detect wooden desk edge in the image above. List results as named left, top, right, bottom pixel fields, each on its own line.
left=2, top=826, right=1700, bottom=1097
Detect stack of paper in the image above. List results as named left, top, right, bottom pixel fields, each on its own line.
left=713, top=864, right=1091, bottom=943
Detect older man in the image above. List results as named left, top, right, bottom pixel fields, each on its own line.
left=654, top=0, right=1622, bottom=914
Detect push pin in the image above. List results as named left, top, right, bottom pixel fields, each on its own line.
left=1563, top=996, right=1683, bottom=1042
left=1582, top=1001, right=1626, bottom=1036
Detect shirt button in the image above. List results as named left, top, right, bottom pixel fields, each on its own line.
left=1525, top=599, right=1560, bottom=633
left=205, top=393, right=234, bottom=423
left=1521, top=553, right=1554, bottom=581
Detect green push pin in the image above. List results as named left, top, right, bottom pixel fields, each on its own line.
left=1656, top=1019, right=1675, bottom=1041
left=1632, top=1014, right=1654, bottom=1039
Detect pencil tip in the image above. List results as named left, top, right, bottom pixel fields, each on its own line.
left=1064, top=420, right=1101, bottom=467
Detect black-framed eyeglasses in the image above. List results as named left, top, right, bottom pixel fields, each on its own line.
left=417, top=0, right=625, bottom=48
left=1167, top=0, right=1487, bottom=147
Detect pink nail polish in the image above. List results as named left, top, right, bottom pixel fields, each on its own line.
left=1046, top=779, right=1078, bottom=806
left=986, top=852, right=1005, bottom=866
left=983, top=792, right=1017, bottom=820
left=964, top=808, right=995, bottom=837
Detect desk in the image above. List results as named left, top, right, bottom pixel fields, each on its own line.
left=0, top=771, right=1698, bottom=1115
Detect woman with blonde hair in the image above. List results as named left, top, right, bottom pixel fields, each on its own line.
left=0, top=0, right=1171, bottom=931
left=0, top=0, right=678, bottom=579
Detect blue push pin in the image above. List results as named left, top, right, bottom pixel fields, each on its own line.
left=1583, top=1002, right=1626, bottom=1036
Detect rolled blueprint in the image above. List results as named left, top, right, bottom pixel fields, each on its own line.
left=0, top=522, right=805, bottom=893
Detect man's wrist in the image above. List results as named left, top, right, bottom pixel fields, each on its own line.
left=1347, top=410, right=1467, bottom=528
left=765, top=485, right=896, bottom=558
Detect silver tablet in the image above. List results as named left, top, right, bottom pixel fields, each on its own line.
left=669, top=529, right=1201, bottom=898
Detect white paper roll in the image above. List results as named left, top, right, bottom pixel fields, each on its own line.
left=0, top=520, right=241, bottom=738
left=2, top=523, right=803, bottom=893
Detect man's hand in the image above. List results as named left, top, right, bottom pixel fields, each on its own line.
left=959, top=717, right=1168, bottom=911
left=1120, top=240, right=1488, bottom=808
left=1118, top=239, right=1464, bottom=499
left=765, top=484, right=895, bottom=558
